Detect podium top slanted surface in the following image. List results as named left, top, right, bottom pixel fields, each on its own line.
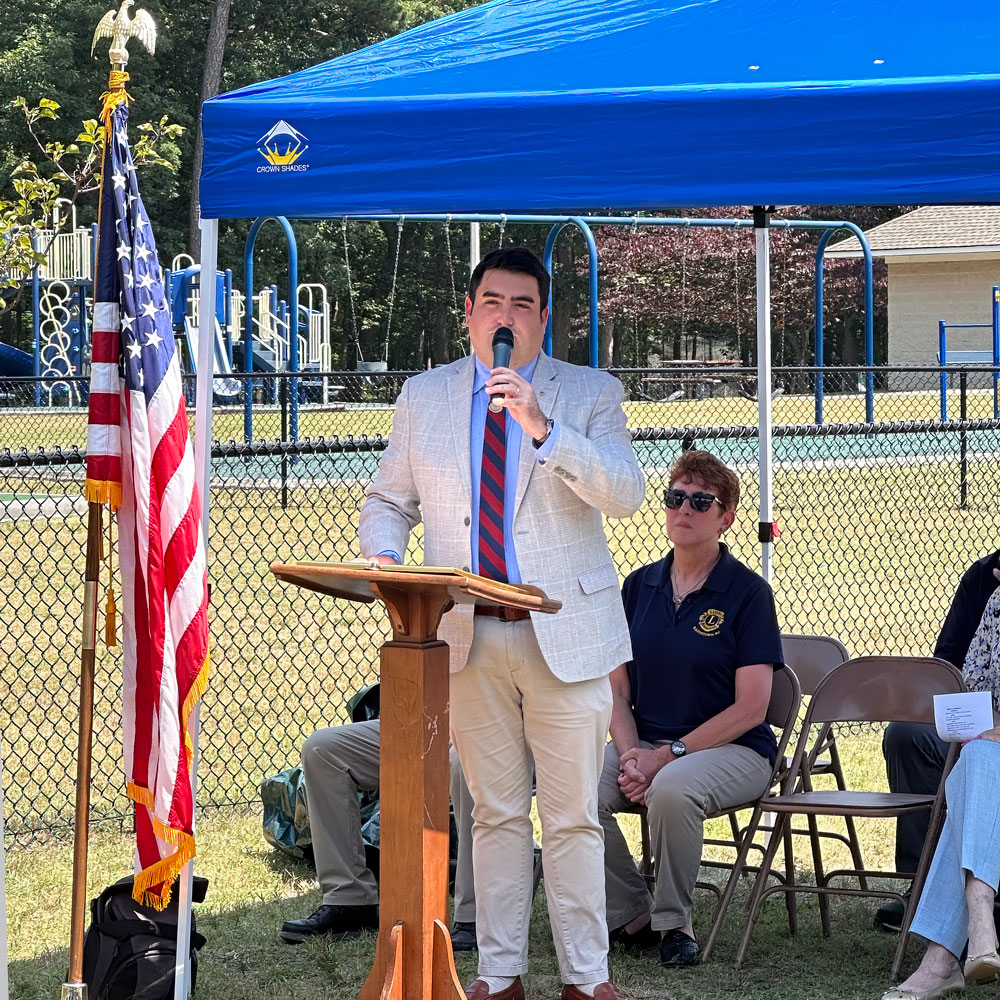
left=270, top=560, right=561, bottom=614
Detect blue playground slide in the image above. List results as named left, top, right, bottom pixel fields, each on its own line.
left=0, top=341, right=32, bottom=377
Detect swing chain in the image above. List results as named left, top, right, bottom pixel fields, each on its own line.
left=443, top=216, right=464, bottom=344
left=383, top=216, right=404, bottom=363
left=341, top=217, right=362, bottom=362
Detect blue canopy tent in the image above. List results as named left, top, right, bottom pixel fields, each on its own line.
left=199, top=0, right=1000, bottom=217
left=183, top=2, right=1000, bottom=989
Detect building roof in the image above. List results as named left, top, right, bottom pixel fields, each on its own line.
left=827, top=206, right=1000, bottom=258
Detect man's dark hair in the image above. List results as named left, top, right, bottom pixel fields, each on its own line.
left=468, top=247, right=551, bottom=315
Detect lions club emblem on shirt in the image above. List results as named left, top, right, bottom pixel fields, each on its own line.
left=695, top=609, right=725, bottom=636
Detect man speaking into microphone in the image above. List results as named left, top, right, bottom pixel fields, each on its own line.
left=360, top=247, right=644, bottom=1000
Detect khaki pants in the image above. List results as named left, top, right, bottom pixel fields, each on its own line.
left=599, top=741, right=771, bottom=932
left=450, top=617, right=613, bottom=986
left=301, top=718, right=475, bottom=922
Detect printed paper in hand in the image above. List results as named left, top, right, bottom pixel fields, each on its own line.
left=933, top=691, right=994, bottom=742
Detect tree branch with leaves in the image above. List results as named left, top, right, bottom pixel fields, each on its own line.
left=0, top=96, right=182, bottom=314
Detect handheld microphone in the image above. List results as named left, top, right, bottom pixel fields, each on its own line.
left=488, top=327, right=515, bottom=413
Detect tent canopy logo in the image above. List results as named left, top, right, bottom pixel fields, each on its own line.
left=256, top=120, right=309, bottom=173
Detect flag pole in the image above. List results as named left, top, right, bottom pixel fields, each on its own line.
left=63, top=501, right=102, bottom=999
left=63, top=10, right=158, bottom=995
left=172, top=215, right=219, bottom=1000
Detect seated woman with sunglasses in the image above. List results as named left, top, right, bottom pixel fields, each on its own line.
left=599, top=450, right=783, bottom=968
left=883, top=588, right=1000, bottom=1000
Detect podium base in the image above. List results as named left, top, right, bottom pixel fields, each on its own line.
left=361, top=920, right=465, bottom=1000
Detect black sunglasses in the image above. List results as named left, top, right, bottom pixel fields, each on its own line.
left=663, top=488, right=723, bottom=513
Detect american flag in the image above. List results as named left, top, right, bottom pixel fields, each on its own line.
left=85, top=100, right=209, bottom=910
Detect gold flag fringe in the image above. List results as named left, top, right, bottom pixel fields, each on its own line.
left=85, top=479, right=122, bottom=508
left=126, top=779, right=196, bottom=910
left=181, top=650, right=211, bottom=759
left=126, top=649, right=210, bottom=910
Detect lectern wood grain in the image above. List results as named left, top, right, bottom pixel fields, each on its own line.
left=359, top=638, right=463, bottom=1000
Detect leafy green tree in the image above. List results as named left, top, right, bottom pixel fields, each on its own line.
left=1, top=96, right=182, bottom=317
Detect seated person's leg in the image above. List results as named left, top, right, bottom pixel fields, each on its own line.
left=280, top=719, right=381, bottom=943
left=886, top=740, right=1000, bottom=998
left=598, top=741, right=655, bottom=949
left=644, top=744, right=770, bottom=967
left=450, top=746, right=477, bottom=951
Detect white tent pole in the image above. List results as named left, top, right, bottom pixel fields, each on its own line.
left=470, top=222, right=481, bottom=275
left=172, top=217, right=218, bottom=1000
left=753, top=206, right=774, bottom=584
left=1, top=738, right=9, bottom=1000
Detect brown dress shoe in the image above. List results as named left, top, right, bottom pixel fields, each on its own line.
left=464, top=978, right=525, bottom=1000
left=561, top=983, right=626, bottom=1000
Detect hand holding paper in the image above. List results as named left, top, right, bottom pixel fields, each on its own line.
left=933, top=691, right=994, bottom=742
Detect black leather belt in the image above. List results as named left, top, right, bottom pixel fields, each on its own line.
left=474, top=605, right=531, bottom=623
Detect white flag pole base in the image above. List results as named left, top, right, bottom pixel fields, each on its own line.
left=60, top=985, right=87, bottom=1000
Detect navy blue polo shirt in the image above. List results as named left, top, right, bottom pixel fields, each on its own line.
left=621, top=544, right=784, bottom=765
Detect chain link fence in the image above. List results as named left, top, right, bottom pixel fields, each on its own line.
left=2, top=365, right=999, bottom=843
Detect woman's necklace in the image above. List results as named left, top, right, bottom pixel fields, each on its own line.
left=670, top=552, right=720, bottom=607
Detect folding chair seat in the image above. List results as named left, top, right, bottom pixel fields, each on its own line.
left=617, top=664, right=802, bottom=962
left=734, top=655, right=964, bottom=980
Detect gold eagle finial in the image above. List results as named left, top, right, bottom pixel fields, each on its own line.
left=91, top=0, right=157, bottom=69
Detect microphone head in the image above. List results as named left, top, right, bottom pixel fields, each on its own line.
left=492, top=327, right=514, bottom=349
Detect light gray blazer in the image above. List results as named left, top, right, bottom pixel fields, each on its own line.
left=359, top=352, right=645, bottom=682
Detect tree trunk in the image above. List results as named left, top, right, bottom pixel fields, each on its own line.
left=189, top=0, right=233, bottom=257
left=598, top=319, right=614, bottom=369
left=431, top=300, right=450, bottom=367
left=551, top=239, right=573, bottom=361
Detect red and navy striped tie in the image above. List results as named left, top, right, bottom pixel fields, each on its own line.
left=478, top=406, right=508, bottom=582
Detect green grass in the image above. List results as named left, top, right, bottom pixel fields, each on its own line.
left=9, top=735, right=989, bottom=1000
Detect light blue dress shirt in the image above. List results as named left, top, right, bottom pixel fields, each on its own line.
left=378, top=354, right=558, bottom=573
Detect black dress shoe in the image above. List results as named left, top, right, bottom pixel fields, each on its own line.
left=659, top=928, right=699, bottom=966
left=280, top=903, right=379, bottom=943
left=451, top=920, right=477, bottom=951
left=608, top=920, right=659, bottom=953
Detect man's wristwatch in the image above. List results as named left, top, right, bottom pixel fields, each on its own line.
left=532, top=417, right=554, bottom=448
left=670, top=739, right=688, bottom=758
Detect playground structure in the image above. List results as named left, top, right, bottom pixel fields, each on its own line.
left=9, top=205, right=1000, bottom=434
left=0, top=207, right=335, bottom=409
left=937, top=285, right=1000, bottom=419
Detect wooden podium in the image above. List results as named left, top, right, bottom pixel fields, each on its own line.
left=270, top=561, right=561, bottom=1000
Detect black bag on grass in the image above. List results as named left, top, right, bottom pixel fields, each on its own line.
left=81, top=874, right=208, bottom=1000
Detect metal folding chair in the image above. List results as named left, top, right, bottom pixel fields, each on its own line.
left=734, top=655, right=964, bottom=980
